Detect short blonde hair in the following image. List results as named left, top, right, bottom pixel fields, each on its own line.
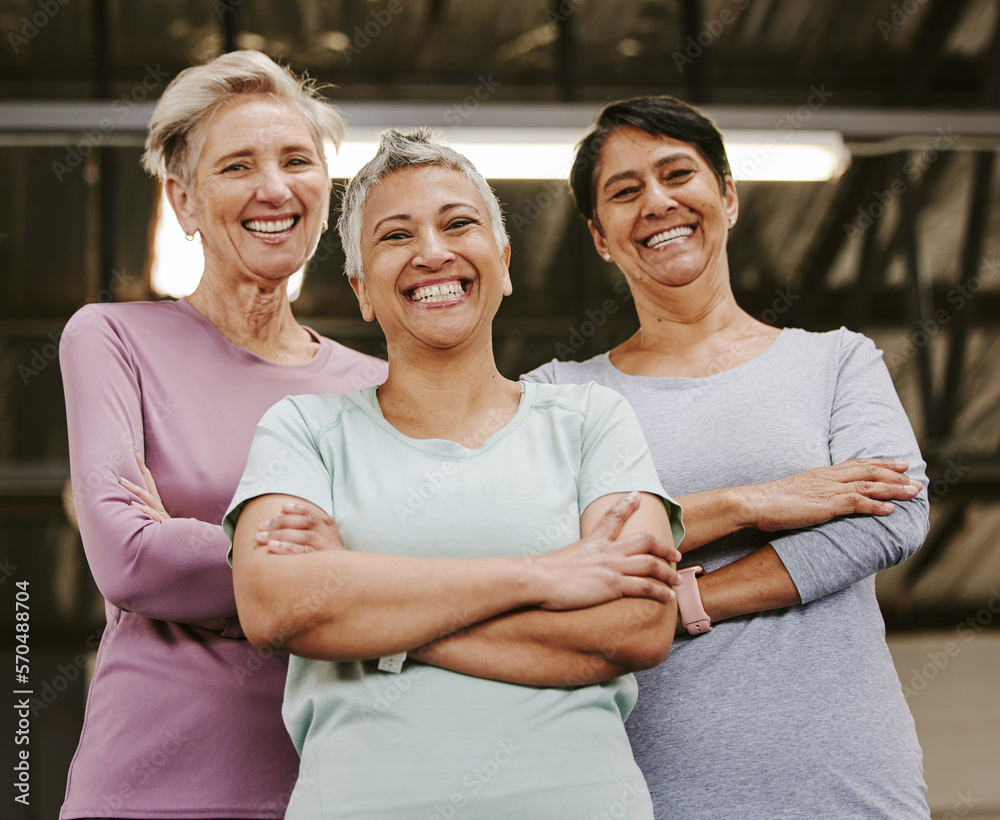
left=142, top=50, right=344, bottom=184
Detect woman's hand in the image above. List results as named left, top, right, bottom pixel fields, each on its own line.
left=119, top=451, right=171, bottom=521
left=531, top=492, right=681, bottom=611
left=256, top=502, right=345, bottom=555
left=746, top=458, right=923, bottom=533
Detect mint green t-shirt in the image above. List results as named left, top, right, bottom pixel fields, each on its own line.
left=225, top=381, right=683, bottom=820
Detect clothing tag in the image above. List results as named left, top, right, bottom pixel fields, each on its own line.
left=378, top=652, right=406, bottom=673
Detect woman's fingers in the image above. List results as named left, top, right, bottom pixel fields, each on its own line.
left=587, top=491, right=641, bottom=544
left=134, top=450, right=160, bottom=494
left=615, top=575, right=675, bottom=603
left=849, top=480, right=922, bottom=500
left=838, top=457, right=909, bottom=473
left=256, top=527, right=320, bottom=547
left=621, top=553, right=680, bottom=589
left=257, top=505, right=344, bottom=552
left=120, top=452, right=171, bottom=519
left=120, top=476, right=154, bottom=505
left=130, top=500, right=166, bottom=522
left=829, top=458, right=920, bottom=487
left=266, top=540, right=314, bottom=555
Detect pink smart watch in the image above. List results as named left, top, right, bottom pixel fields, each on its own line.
left=676, top=565, right=713, bottom=635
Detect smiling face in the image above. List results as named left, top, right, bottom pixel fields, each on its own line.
left=165, top=95, right=331, bottom=287
left=589, top=126, right=738, bottom=292
left=350, top=164, right=512, bottom=353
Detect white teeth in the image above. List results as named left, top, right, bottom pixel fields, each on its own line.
left=410, top=282, right=466, bottom=303
left=645, top=226, right=694, bottom=248
left=244, top=217, right=296, bottom=234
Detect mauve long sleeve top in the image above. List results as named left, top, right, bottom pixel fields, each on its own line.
left=58, top=298, right=387, bottom=819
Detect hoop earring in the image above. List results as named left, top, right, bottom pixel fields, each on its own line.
left=185, top=232, right=196, bottom=242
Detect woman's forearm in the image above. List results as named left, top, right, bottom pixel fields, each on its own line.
left=677, top=458, right=923, bottom=553
left=410, top=492, right=679, bottom=685
left=233, top=493, right=677, bottom=659
left=674, top=488, right=753, bottom=552
left=689, top=545, right=800, bottom=633
left=412, top=597, right=676, bottom=686
left=238, top=547, right=542, bottom=659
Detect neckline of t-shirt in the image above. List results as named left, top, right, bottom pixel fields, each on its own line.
left=596, top=327, right=792, bottom=387
left=354, top=381, right=533, bottom=457
left=173, top=297, right=332, bottom=373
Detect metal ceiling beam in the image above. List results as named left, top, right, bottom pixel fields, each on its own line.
left=785, top=159, right=876, bottom=327
left=680, top=0, right=706, bottom=103
left=934, top=151, right=995, bottom=439
left=2, top=102, right=999, bottom=144
left=552, top=0, right=578, bottom=102
left=897, top=153, right=937, bottom=438
left=891, top=0, right=975, bottom=106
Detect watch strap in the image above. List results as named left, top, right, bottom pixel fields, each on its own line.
left=676, top=565, right=713, bottom=635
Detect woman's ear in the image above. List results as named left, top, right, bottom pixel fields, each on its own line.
left=500, top=244, right=513, bottom=296
left=349, top=276, right=376, bottom=322
left=164, top=175, right=199, bottom=237
left=723, top=175, right=739, bottom=228
left=588, top=219, right=612, bottom=262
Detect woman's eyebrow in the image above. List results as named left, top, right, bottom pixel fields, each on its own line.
left=372, top=213, right=411, bottom=234
left=601, top=153, right=693, bottom=190
left=439, top=201, right=480, bottom=215
left=372, top=202, right=480, bottom=234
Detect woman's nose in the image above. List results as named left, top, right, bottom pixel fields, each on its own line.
left=412, top=231, right=456, bottom=269
left=640, top=182, right=678, bottom=218
left=256, top=166, right=292, bottom=205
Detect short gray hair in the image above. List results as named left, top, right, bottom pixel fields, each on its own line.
left=142, top=50, right=344, bottom=184
left=337, top=128, right=509, bottom=281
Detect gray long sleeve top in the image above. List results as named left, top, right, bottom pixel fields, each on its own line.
left=523, top=326, right=930, bottom=820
